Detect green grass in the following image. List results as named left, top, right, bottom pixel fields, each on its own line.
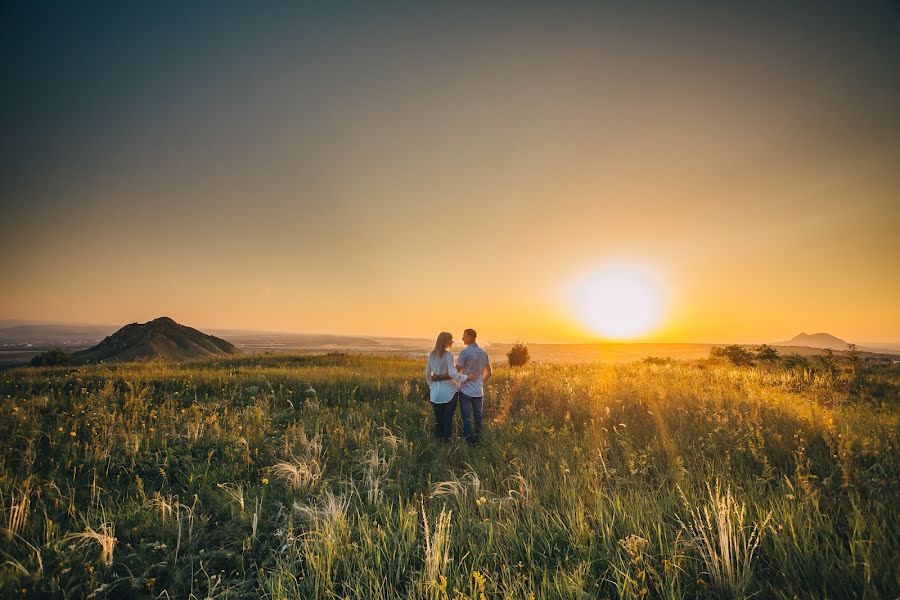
left=0, top=353, right=898, bottom=598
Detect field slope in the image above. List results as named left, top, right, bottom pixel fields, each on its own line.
left=0, top=354, right=897, bottom=598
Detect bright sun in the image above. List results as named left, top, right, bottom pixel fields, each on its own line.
left=570, top=265, right=665, bottom=339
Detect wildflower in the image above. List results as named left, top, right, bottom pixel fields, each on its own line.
left=619, top=534, right=649, bottom=563
left=472, top=570, right=487, bottom=599
left=146, top=578, right=156, bottom=588
left=69, top=431, right=76, bottom=437
left=262, top=477, right=270, bottom=485
left=58, top=427, right=64, bottom=432
left=476, top=497, right=487, bottom=506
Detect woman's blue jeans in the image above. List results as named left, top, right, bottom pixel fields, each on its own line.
left=431, top=396, right=458, bottom=441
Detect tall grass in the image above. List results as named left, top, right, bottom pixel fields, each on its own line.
left=680, top=481, right=771, bottom=598
left=0, top=354, right=897, bottom=598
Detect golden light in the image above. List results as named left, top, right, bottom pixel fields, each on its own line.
left=570, top=264, right=666, bottom=339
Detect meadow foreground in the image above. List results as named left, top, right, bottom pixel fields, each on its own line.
left=1, top=354, right=897, bottom=598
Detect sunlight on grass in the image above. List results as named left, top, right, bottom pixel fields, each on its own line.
left=0, top=353, right=897, bottom=597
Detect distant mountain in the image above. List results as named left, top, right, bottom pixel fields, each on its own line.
left=71, top=317, right=240, bottom=364
left=777, top=332, right=850, bottom=350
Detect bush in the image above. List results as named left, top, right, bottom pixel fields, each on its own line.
left=710, top=345, right=755, bottom=366
left=29, top=348, right=70, bottom=367
left=755, top=344, right=780, bottom=362
left=643, top=356, right=674, bottom=366
left=507, top=342, right=530, bottom=367
left=782, top=353, right=809, bottom=369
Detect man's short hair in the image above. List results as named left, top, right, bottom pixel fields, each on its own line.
left=464, top=328, right=477, bottom=340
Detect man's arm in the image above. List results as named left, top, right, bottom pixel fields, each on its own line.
left=483, top=360, right=493, bottom=383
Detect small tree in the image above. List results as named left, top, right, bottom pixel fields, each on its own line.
left=754, top=344, right=780, bottom=362
left=782, top=353, right=809, bottom=369
left=711, top=345, right=755, bottom=366
left=643, top=356, right=674, bottom=366
left=816, top=348, right=837, bottom=377
left=507, top=342, right=530, bottom=367
left=846, top=344, right=868, bottom=400
left=29, top=348, right=70, bottom=367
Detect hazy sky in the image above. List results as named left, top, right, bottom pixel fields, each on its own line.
left=2, top=1, right=899, bottom=343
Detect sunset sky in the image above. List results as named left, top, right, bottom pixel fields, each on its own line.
left=2, top=2, right=899, bottom=343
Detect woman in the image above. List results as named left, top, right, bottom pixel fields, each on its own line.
left=426, top=331, right=473, bottom=441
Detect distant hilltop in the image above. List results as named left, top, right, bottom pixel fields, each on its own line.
left=69, top=316, right=240, bottom=364
left=777, top=332, right=850, bottom=350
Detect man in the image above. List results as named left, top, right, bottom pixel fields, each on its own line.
left=455, top=328, right=492, bottom=445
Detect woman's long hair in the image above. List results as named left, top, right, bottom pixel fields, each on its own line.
left=430, top=332, right=453, bottom=363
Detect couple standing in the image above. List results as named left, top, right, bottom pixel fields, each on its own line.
left=425, top=328, right=492, bottom=444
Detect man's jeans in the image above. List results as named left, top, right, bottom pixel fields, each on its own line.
left=431, top=396, right=458, bottom=441
left=458, top=392, right=483, bottom=444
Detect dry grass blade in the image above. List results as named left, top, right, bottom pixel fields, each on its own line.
left=272, top=459, right=323, bottom=492
left=4, top=491, right=30, bottom=541
left=69, top=523, right=116, bottom=567
left=680, top=481, right=772, bottom=597
left=422, top=504, right=452, bottom=586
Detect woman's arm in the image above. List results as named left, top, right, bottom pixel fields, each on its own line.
left=425, top=358, right=433, bottom=384
left=445, top=353, right=468, bottom=384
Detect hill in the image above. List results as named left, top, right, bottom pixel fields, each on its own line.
left=778, top=332, right=850, bottom=350
left=70, top=316, right=240, bottom=364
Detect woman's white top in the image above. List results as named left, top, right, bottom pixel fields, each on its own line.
left=426, top=351, right=467, bottom=404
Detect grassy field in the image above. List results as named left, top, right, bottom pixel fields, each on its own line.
left=1, top=353, right=898, bottom=598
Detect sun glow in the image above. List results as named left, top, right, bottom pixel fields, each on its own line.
left=570, top=264, right=666, bottom=339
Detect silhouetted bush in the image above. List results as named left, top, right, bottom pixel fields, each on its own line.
left=643, top=356, right=674, bottom=366
left=817, top=348, right=837, bottom=376
left=782, top=353, right=809, bottom=369
left=29, top=348, right=70, bottom=367
left=507, top=342, right=530, bottom=367
left=710, top=345, right=755, bottom=366
left=755, top=344, right=780, bottom=362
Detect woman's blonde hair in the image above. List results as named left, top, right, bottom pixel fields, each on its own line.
left=430, top=332, right=453, bottom=362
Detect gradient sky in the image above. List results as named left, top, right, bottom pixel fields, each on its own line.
left=2, top=1, right=899, bottom=343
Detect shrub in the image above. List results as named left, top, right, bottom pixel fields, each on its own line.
left=755, top=344, right=780, bottom=362
left=817, top=348, right=837, bottom=376
left=506, top=342, right=530, bottom=367
left=29, top=348, right=70, bottom=367
left=782, top=353, right=809, bottom=369
left=710, top=345, right=755, bottom=366
left=643, top=356, right=674, bottom=366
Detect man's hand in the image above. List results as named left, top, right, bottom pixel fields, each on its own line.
left=467, top=373, right=477, bottom=381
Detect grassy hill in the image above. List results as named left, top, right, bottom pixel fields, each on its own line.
left=0, top=354, right=897, bottom=598
left=71, top=317, right=240, bottom=364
